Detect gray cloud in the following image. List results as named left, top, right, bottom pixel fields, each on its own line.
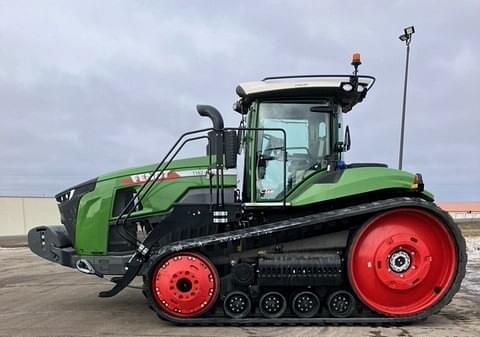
left=0, top=0, right=478, bottom=201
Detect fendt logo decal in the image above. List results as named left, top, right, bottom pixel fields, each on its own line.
left=121, top=169, right=236, bottom=186
left=122, top=170, right=188, bottom=186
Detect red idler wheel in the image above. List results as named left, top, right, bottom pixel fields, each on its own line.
left=151, top=252, right=219, bottom=318
left=348, top=208, right=458, bottom=317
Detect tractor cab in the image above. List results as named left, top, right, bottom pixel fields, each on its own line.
left=234, top=73, right=375, bottom=203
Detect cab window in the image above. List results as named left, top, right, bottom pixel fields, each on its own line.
left=256, top=102, right=331, bottom=201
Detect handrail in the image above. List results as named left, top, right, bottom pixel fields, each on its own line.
left=115, top=126, right=289, bottom=246
left=114, top=128, right=212, bottom=229
left=125, top=135, right=212, bottom=224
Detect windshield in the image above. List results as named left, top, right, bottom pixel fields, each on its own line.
left=256, top=102, right=331, bottom=200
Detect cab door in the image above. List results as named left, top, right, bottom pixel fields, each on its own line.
left=251, top=101, right=331, bottom=202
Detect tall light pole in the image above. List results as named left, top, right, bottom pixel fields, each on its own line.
left=398, top=26, right=415, bottom=170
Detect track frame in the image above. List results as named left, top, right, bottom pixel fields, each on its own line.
left=142, top=197, right=467, bottom=325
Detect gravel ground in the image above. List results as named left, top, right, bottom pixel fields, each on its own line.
left=0, top=238, right=478, bottom=337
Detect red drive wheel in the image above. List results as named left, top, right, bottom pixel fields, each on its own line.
left=348, top=208, right=458, bottom=317
left=151, top=252, right=219, bottom=318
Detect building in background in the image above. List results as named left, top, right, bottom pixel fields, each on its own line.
left=438, top=202, right=480, bottom=222
left=0, top=197, right=59, bottom=236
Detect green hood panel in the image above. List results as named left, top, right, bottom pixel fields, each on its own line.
left=287, top=167, right=431, bottom=206
left=74, top=156, right=236, bottom=255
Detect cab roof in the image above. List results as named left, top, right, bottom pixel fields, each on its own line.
left=235, top=75, right=375, bottom=113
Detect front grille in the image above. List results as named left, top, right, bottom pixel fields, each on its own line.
left=55, top=178, right=97, bottom=244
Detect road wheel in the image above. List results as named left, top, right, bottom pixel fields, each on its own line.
left=327, top=290, right=355, bottom=318
left=223, top=291, right=251, bottom=318
left=150, top=252, right=219, bottom=318
left=259, top=291, right=287, bottom=318
left=292, top=291, right=320, bottom=318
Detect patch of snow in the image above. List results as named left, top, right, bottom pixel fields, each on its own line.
left=466, top=238, right=480, bottom=259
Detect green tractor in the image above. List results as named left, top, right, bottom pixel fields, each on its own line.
left=28, top=55, right=466, bottom=324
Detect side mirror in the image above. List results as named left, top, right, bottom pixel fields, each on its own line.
left=344, top=125, right=351, bottom=151
left=334, top=126, right=352, bottom=152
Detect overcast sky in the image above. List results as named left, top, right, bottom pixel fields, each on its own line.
left=0, top=1, right=478, bottom=201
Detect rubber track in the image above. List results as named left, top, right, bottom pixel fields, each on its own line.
left=143, top=197, right=467, bottom=325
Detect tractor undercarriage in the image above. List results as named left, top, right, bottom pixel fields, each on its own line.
left=139, top=197, right=466, bottom=324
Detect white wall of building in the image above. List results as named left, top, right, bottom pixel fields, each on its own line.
left=449, top=212, right=480, bottom=221
left=0, top=197, right=59, bottom=236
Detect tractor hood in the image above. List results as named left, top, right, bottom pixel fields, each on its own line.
left=56, top=156, right=236, bottom=256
